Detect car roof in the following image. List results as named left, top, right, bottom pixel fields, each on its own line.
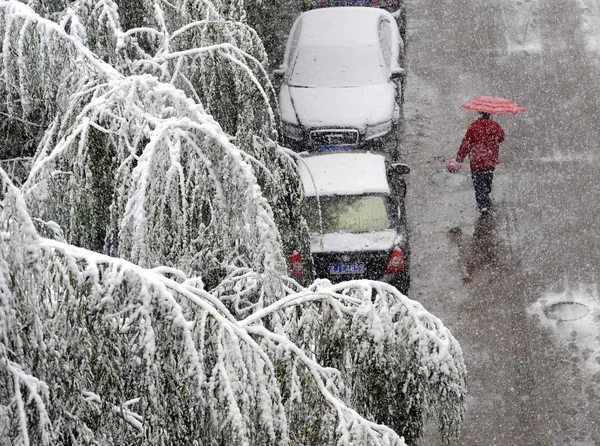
left=295, top=7, right=394, bottom=47
left=298, top=152, right=390, bottom=197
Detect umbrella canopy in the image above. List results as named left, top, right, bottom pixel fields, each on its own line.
left=461, top=96, right=525, bottom=114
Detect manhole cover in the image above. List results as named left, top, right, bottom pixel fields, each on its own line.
left=543, top=301, right=590, bottom=321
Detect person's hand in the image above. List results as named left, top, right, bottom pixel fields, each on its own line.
left=445, top=159, right=462, bottom=173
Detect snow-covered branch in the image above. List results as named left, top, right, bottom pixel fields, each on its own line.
left=1, top=169, right=419, bottom=445
left=0, top=1, right=466, bottom=444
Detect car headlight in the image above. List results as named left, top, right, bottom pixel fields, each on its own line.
left=364, top=120, right=393, bottom=140
left=281, top=122, right=304, bottom=141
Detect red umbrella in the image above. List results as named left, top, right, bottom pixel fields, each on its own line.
left=461, top=96, right=525, bottom=114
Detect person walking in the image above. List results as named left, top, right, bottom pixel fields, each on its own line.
left=455, top=112, right=505, bottom=214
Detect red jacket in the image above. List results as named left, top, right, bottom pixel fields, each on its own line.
left=456, top=118, right=505, bottom=171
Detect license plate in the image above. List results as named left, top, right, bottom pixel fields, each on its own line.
left=329, top=0, right=372, bottom=5
left=330, top=263, right=365, bottom=274
left=317, top=145, right=352, bottom=151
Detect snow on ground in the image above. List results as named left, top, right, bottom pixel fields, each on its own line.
left=503, top=0, right=542, bottom=54
left=538, top=152, right=596, bottom=163
left=576, top=0, right=600, bottom=60
left=401, top=67, right=481, bottom=317
left=406, top=0, right=600, bottom=441
left=528, top=283, right=600, bottom=378
left=500, top=0, right=600, bottom=57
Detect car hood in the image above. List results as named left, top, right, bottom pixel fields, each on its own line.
left=310, top=229, right=401, bottom=253
left=280, top=84, right=396, bottom=131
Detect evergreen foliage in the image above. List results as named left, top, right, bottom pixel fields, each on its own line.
left=0, top=1, right=466, bottom=444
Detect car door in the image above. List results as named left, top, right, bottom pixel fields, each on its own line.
left=378, top=18, right=402, bottom=121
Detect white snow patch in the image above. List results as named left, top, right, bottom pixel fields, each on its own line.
left=428, top=170, right=471, bottom=190
left=504, top=0, right=542, bottom=54
left=528, top=283, right=600, bottom=377
left=506, top=40, right=542, bottom=54
left=576, top=0, right=600, bottom=59
left=281, top=84, right=396, bottom=131
left=299, top=152, right=390, bottom=196
left=294, top=7, right=386, bottom=47
left=310, top=229, right=400, bottom=253
left=538, top=152, right=596, bottom=163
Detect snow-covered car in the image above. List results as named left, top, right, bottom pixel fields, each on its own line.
left=289, top=151, right=411, bottom=294
left=275, top=7, right=406, bottom=160
left=301, top=0, right=406, bottom=40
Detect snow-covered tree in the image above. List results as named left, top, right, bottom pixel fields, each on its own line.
left=1, top=0, right=307, bottom=289
left=0, top=1, right=466, bottom=444
left=1, top=170, right=466, bottom=445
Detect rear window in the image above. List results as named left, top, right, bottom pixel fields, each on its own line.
left=304, top=195, right=391, bottom=233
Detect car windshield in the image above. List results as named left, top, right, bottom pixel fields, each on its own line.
left=289, top=46, right=386, bottom=87
left=304, top=195, right=391, bottom=233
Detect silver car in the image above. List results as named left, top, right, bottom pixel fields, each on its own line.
left=275, top=7, right=406, bottom=160
left=302, top=0, right=406, bottom=40
left=289, top=152, right=411, bottom=294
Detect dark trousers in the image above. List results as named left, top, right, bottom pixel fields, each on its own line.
left=471, top=169, right=494, bottom=210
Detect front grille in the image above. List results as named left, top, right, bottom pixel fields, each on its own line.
left=310, top=129, right=359, bottom=147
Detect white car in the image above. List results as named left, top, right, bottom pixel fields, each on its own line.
left=275, top=7, right=406, bottom=160
left=302, top=0, right=406, bottom=41
left=289, top=152, right=411, bottom=294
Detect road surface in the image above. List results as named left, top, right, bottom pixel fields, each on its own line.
left=403, top=0, right=600, bottom=444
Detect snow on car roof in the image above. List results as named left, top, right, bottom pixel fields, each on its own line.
left=296, top=7, right=391, bottom=47
left=299, top=152, right=390, bottom=197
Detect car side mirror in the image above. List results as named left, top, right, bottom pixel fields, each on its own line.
left=390, top=67, right=406, bottom=80
left=389, top=163, right=411, bottom=175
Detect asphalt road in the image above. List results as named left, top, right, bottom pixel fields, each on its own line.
left=403, top=0, right=600, bottom=444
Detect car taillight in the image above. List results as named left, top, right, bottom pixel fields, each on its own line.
left=289, top=250, right=305, bottom=277
left=385, top=246, right=405, bottom=273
